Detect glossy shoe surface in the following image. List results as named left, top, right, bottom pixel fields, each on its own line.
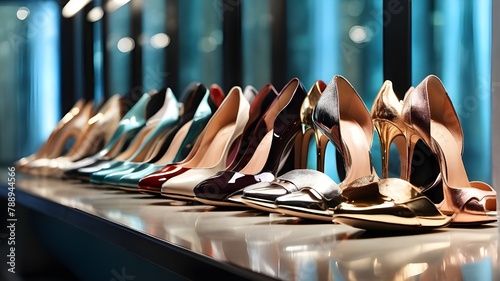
left=401, top=75, right=496, bottom=225
left=64, top=90, right=167, bottom=180
left=371, top=81, right=441, bottom=189
left=331, top=178, right=451, bottom=231
left=193, top=78, right=307, bottom=206
left=41, top=94, right=127, bottom=177
left=115, top=85, right=222, bottom=190
left=65, top=83, right=209, bottom=182
left=274, top=75, right=377, bottom=220
left=159, top=86, right=250, bottom=199
left=117, top=164, right=163, bottom=190
left=240, top=81, right=327, bottom=210
left=62, top=91, right=154, bottom=178
left=242, top=169, right=339, bottom=214
left=89, top=88, right=180, bottom=184
left=139, top=84, right=276, bottom=194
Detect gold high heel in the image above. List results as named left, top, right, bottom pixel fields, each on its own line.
left=371, top=81, right=407, bottom=179
left=298, top=80, right=328, bottom=172
left=371, top=82, right=442, bottom=191
left=401, top=75, right=496, bottom=225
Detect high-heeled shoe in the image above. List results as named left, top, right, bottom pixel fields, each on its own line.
left=64, top=84, right=208, bottom=180
left=23, top=100, right=96, bottom=175
left=137, top=83, right=277, bottom=194
left=106, top=84, right=225, bottom=189
left=371, top=80, right=407, bottom=179
left=242, top=169, right=340, bottom=213
left=225, top=83, right=279, bottom=172
left=400, top=75, right=496, bottom=225
left=243, top=85, right=258, bottom=103
left=239, top=81, right=328, bottom=212
left=15, top=99, right=87, bottom=170
left=371, top=81, right=441, bottom=189
left=62, top=90, right=163, bottom=178
left=273, top=75, right=378, bottom=221
left=330, top=75, right=493, bottom=230
left=32, top=94, right=128, bottom=177
left=193, top=78, right=307, bottom=207
left=90, top=82, right=211, bottom=184
left=138, top=86, right=250, bottom=200
left=297, top=80, right=329, bottom=172
left=331, top=178, right=452, bottom=230
left=89, top=88, right=181, bottom=184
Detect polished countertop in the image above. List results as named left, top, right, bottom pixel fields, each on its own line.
left=1, top=171, right=498, bottom=281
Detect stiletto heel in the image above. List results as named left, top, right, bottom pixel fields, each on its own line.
left=370, top=81, right=411, bottom=179
left=373, top=119, right=404, bottom=178
left=38, top=95, right=126, bottom=177
left=371, top=81, right=442, bottom=190
left=299, top=80, right=327, bottom=171
left=314, top=129, right=329, bottom=173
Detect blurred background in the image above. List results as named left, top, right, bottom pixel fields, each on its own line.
left=0, top=0, right=492, bottom=184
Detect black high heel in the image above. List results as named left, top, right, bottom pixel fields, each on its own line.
left=193, top=78, right=307, bottom=207
left=240, top=81, right=329, bottom=213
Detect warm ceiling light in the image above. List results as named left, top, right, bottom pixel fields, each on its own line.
left=105, top=0, right=130, bottom=12
left=150, top=33, right=170, bottom=49
left=87, top=6, right=103, bottom=22
left=117, top=37, right=135, bottom=53
left=62, top=0, right=92, bottom=18
left=16, top=7, right=30, bottom=20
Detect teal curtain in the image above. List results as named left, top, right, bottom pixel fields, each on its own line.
left=178, top=0, right=223, bottom=92
left=0, top=2, right=60, bottom=165
left=142, top=0, right=167, bottom=92
left=107, top=3, right=131, bottom=95
left=412, top=0, right=492, bottom=184
left=286, top=0, right=383, bottom=179
left=242, top=0, right=272, bottom=89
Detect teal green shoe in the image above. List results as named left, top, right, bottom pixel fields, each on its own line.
left=115, top=84, right=224, bottom=189
left=92, top=83, right=212, bottom=186
left=90, top=88, right=180, bottom=184
left=63, top=90, right=156, bottom=179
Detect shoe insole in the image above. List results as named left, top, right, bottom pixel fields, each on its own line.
left=154, top=120, right=193, bottom=164
left=104, top=133, right=133, bottom=158
left=184, top=123, right=236, bottom=169
left=115, top=121, right=159, bottom=161
left=239, top=130, right=273, bottom=174
left=340, top=118, right=373, bottom=185
left=431, top=121, right=469, bottom=188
